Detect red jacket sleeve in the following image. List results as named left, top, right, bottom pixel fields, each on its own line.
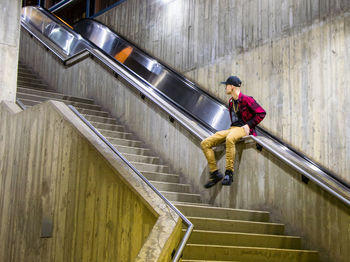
left=246, top=97, right=266, bottom=129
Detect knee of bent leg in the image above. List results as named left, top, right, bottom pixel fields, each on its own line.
left=200, top=139, right=210, bottom=149
left=226, top=134, right=239, bottom=144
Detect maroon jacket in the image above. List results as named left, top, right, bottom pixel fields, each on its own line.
left=228, top=92, right=266, bottom=136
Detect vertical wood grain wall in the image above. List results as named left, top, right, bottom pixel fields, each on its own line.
left=97, top=0, right=350, bottom=185
left=0, top=102, right=157, bottom=262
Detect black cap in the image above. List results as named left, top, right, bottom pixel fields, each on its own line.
left=221, top=76, right=242, bottom=87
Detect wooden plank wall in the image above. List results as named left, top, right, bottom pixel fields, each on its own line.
left=97, top=0, right=350, bottom=185
left=0, top=102, right=158, bottom=262
left=19, top=23, right=350, bottom=262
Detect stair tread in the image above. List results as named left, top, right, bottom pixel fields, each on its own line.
left=175, top=203, right=270, bottom=215
left=98, top=128, right=133, bottom=135
left=140, top=170, right=178, bottom=175
left=17, top=91, right=95, bottom=104
left=90, top=122, right=124, bottom=129
left=187, top=229, right=300, bottom=239
left=17, top=85, right=48, bottom=91
left=17, top=98, right=101, bottom=112
left=187, top=216, right=284, bottom=226
left=186, top=244, right=318, bottom=253
left=160, top=191, right=200, bottom=196
left=130, top=161, right=169, bottom=167
left=83, top=115, right=118, bottom=121
left=124, top=153, right=159, bottom=159
left=114, top=144, right=150, bottom=151
left=173, top=202, right=210, bottom=206
left=149, top=180, right=191, bottom=187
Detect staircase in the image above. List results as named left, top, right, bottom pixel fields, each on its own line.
left=16, top=61, right=320, bottom=262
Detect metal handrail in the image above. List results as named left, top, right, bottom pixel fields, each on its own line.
left=68, top=105, right=193, bottom=261
left=16, top=98, right=26, bottom=110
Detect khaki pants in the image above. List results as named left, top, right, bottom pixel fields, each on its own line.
left=200, top=126, right=246, bottom=173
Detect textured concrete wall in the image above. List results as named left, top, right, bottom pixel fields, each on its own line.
left=19, top=32, right=350, bottom=262
left=0, top=100, right=181, bottom=262
left=0, top=0, right=21, bottom=102
left=97, top=0, right=350, bottom=185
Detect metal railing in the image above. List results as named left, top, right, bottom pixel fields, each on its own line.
left=68, top=105, right=193, bottom=261
left=16, top=98, right=26, bottom=110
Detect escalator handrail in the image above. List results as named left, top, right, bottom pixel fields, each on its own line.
left=20, top=6, right=350, bottom=208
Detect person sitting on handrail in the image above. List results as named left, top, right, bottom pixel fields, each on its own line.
left=201, top=76, right=266, bottom=188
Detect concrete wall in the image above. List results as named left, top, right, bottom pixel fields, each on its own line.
left=19, top=31, right=350, bottom=262
left=97, top=0, right=350, bottom=186
left=0, top=0, right=21, bottom=102
left=0, top=100, right=182, bottom=262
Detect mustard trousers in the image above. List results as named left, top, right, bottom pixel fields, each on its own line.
left=200, top=126, right=246, bottom=173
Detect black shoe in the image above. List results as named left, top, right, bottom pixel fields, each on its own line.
left=222, top=170, right=234, bottom=186
left=204, top=170, right=223, bottom=188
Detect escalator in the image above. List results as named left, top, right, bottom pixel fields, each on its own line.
left=18, top=6, right=350, bottom=261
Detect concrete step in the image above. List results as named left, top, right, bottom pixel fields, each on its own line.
left=185, top=230, right=302, bottom=249
left=73, top=107, right=108, bottom=117
left=173, top=202, right=210, bottom=207
left=175, top=204, right=269, bottom=222
left=17, top=75, right=45, bottom=85
left=109, top=138, right=144, bottom=148
left=149, top=180, right=191, bottom=193
left=17, top=87, right=96, bottom=105
left=141, top=171, right=180, bottom=183
left=113, top=144, right=152, bottom=156
left=84, top=115, right=118, bottom=124
left=17, top=97, right=101, bottom=111
left=91, top=121, right=125, bottom=132
left=182, top=244, right=319, bottom=262
left=17, top=85, right=50, bottom=92
left=17, top=71, right=37, bottom=78
left=123, top=153, right=161, bottom=165
left=17, top=90, right=95, bottom=105
left=130, top=162, right=169, bottom=173
left=187, top=217, right=285, bottom=235
left=98, top=129, right=134, bottom=140
left=160, top=191, right=201, bottom=203
left=130, top=161, right=169, bottom=173
left=17, top=68, right=37, bottom=76
left=17, top=80, right=49, bottom=89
